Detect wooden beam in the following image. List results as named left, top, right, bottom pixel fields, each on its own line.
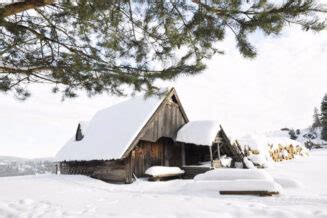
left=219, top=191, right=279, bottom=197
left=59, top=163, right=61, bottom=174
left=217, top=143, right=221, bottom=160
left=209, top=146, right=213, bottom=168
left=181, top=143, right=185, bottom=166
left=219, top=125, right=244, bottom=162
left=164, top=143, right=169, bottom=166
left=130, top=150, right=135, bottom=182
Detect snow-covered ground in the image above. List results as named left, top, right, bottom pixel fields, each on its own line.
left=1, top=150, right=327, bottom=218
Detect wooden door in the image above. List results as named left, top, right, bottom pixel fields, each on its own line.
left=150, top=142, right=164, bottom=166
left=132, top=141, right=165, bottom=177
left=133, top=146, right=145, bottom=177
left=132, top=139, right=180, bottom=178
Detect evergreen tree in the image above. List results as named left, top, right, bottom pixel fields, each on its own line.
left=0, top=1, right=326, bottom=99
left=312, top=107, right=322, bottom=129
left=296, top=129, right=301, bottom=135
left=289, top=129, right=298, bottom=140
left=321, top=94, right=327, bottom=141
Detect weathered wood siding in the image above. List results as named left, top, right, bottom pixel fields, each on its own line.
left=60, top=160, right=127, bottom=183
left=126, top=138, right=182, bottom=179
left=141, top=100, right=186, bottom=142
left=125, top=95, right=187, bottom=182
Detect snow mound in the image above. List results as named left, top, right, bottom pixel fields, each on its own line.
left=194, top=169, right=274, bottom=182
left=220, top=155, right=232, bottom=167
left=243, top=157, right=256, bottom=169
left=56, top=95, right=164, bottom=161
left=190, top=180, right=282, bottom=193
left=193, top=169, right=281, bottom=193
left=247, top=154, right=268, bottom=167
left=145, top=166, right=184, bottom=177
left=176, top=120, right=220, bottom=146
left=235, top=162, right=244, bottom=168
left=274, top=177, right=302, bottom=188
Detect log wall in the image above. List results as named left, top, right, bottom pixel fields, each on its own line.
left=141, top=100, right=186, bottom=142
left=126, top=138, right=182, bottom=179
left=60, top=160, right=127, bottom=183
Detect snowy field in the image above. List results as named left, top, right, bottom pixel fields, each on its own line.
left=1, top=150, right=327, bottom=218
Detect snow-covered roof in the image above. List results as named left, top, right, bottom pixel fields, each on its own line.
left=79, top=121, right=89, bottom=133
left=56, top=94, right=165, bottom=161
left=176, top=120, right=220, bottom=146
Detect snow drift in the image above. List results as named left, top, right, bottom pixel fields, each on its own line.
left=145, top=166, right=184, bottom=177
left=194, top=169, right=274, bottom=182
left=193, top=169, right=281, bottom=193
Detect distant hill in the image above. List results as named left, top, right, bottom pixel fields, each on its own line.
left=264, top=127, right=327, bottom=149
left=0, top=156, right=56, bottom=177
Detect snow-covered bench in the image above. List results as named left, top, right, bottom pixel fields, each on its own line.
left=194, top=169, right=281, bottom=196
left=145, top=166, right=185, bottom=181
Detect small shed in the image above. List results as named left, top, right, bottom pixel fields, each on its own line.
left=56, top=88, right=245, bottom=183
left=176, top=121, right=245, bottom=178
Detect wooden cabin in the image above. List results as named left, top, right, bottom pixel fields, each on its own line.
left=56, top=88, right=244, bottom=183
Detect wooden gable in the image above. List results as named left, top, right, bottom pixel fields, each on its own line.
left=121, top=88, right=188, bottom=158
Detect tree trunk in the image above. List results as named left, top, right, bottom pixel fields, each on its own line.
left=0, top=0, right=55, bottom=19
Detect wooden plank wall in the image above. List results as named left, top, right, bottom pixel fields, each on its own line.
left=60, top=160, right=127, bottom=183
left=124, top=96, right=187, bottom=182
left=141, top=100, right=186, bottom=142
left=128, top=138, right=182, bottom=178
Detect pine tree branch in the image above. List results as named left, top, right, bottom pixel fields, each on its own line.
left=0, top=65, right=53, bottom=74
left=0, top=0, right=55, bottom=19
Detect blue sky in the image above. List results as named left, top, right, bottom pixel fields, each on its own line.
left=1, top=24, right=327, bottom=158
